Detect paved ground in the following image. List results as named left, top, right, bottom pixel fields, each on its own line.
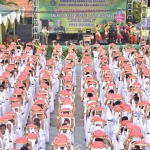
left=46, top=64, right=86, bottom=150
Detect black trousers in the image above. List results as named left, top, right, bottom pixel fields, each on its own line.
left=124, top=33, right=128, bottom=42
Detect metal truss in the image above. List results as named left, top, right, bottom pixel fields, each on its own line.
left=127, top=0, right=134, bottom=20
left=140, top=0, right=148, bottom=42
left=32, top=0, right=40, bottom=42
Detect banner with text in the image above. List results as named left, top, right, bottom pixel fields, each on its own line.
left=39, top=0, right=127, bottom=33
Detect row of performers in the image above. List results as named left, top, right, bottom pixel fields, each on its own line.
left=95, top=21, right=139, bottom=44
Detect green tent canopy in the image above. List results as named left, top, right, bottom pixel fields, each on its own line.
left=0, top=4, right=20, bottom=15
left=0, top=4, right=25, bottom=44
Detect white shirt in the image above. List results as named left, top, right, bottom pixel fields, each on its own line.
left=1, top=131, right=9, bottom=149
left=0, top=138, right=3, bottom=150
left=40, top=55, right=46, bottom=68
left=0, top=65, right=4, bottom=76
left=18, top=64, right=26, bottom=74
left=117, top=133, right=125, bottom=149
left=0, top=90, right=6, bottom=102
left=106, top=108, right=114, bottom=122
left=93, top=51, right=98, bottom=58
left=9, top=76, right=15, bottom=88
left=60, top=130, right=72, bottom=139
left=143, top=119, right=150, bottom=134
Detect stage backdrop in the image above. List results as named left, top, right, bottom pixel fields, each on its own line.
left=39, top=0, right=127, bottom=33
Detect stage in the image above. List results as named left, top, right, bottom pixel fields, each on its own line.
left=48, top=39, right=128, bottom=45
left=45, top=32, right=131, bottom=46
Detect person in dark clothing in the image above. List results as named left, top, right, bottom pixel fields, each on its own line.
left=54, top=20, right=66, bottom=33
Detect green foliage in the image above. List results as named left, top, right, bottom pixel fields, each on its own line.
left=103, top=46, right=108, bottom=54
left=62, top=48, right=82, bottom=61
left=132, top=1, right=141, bottom=23
left=103, top=46, right=108, bottom=50
left=119, top=46, right=123, bottom=52
left=62, top=48, right=68, bottom=59
left=135, top=47, right=139, bottom=52
left=76, top=49, right=82, bottom=61
left=27, top=0, right=32, bottom=5
left=45, top=46, right=83, bottom=60
left=46, top=45, right=53, bottom=60
left=0, top=0, right=18, bottom=5
left=6, top=1, right=18, bottom=6
left=0, top=0, right=6, bottom=4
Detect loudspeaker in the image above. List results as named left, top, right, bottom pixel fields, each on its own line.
left=17, top=30, right=32, bottom=38
left=17, top=24, right=32, bottom=30
left=17, top=24, right=32, bottom=43
left=126, top=18, right=134, bottom=23
left=41, top=20, right=48, bottom=29
left=26, top=18, right=32, bottom=24
left=99, top=40, right=108, bottom=45
left=19, top=37, right=33, bottom=43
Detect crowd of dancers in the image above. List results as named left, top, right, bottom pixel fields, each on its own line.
left=95, top=21, right=141, bottom=44
left=0, top=40, right=62, bottom=149
left=81, top=42, right=150, bottom=150
left=50, top=40, right=77, bottom=150
left=0, top=38, right=150, bottom=150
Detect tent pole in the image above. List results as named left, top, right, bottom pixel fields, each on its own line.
left=0, top=24, right=2, bottom=44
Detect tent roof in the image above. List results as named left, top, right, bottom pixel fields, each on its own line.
left=8, top=0, right=32, bottom=18
left=0, top=4, right=20, bottom=16
left=136, top=16, right=150, bottom=30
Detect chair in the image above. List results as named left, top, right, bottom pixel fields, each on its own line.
left=83, top=35, right=91, bottom=45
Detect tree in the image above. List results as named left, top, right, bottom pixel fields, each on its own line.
left=0, top=0, right=6, bottom=4
left=132, top=1, right=141, bottom=23
left=0, top=0, right=18, bottom=6
left=27, top=0, right=32, bottom=5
